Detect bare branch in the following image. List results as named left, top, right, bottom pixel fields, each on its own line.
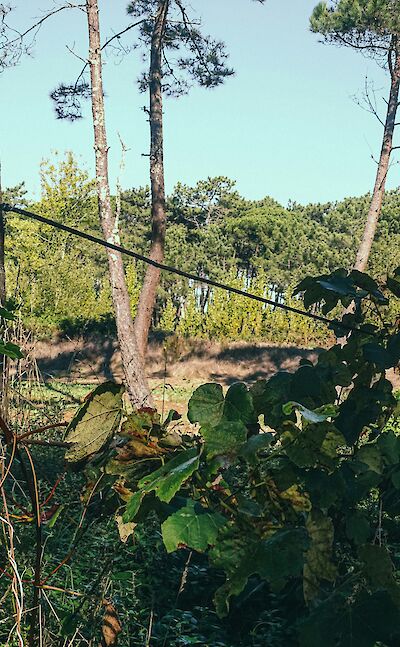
left=1, top=3, right=85, bottom=49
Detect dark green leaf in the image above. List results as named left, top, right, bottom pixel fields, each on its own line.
left=161, top=500, right=226, bottom=553
left=0, top=340, right=23, bottom=360
left=188, top=383, right=224, bottom=426
left=345, top=512, right=371, bottom=545
left=201, top=420, right=247, bottom=459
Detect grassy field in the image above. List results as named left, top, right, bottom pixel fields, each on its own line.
left=12, top=378, right=201, bottom=428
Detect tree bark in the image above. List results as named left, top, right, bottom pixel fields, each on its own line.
left=354, top=44, right=400, bottom=272
left=133, top=0, right=169, bottom=358
left=86, top=0, right=152, bottom=406
left=0, top=165, right=5, bottom=305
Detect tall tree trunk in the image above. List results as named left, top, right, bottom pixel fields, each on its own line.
left=354, top=44, right=400, bottom=271
left=133, top=0, right=169, bottom=358
left=0, top=164, right=5, bottom=305
left=86, top=0, right=152, bottom=406
left=0, top=167, right=6, bottom=421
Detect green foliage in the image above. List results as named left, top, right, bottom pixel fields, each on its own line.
left=6, top=156, right=400, bottom=347
left=161, top=500, right=226, bottom=553
left=0, top=305, right=23, bottom=359
left=311, top=0, right=400, bottom=49
left=6, top=266, right=400, bottom=644
left=61, top=265, right=400, bottom=645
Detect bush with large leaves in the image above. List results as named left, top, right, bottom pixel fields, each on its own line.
left=65, top=266, right=400, bottom=646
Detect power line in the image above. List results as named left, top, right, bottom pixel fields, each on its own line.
left=0, top=203, right=369, bottom=335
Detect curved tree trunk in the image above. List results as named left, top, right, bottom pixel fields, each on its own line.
left=86, top=0, right=152, bottom=406
left=133, top=0, right=169, bottom=358
left=354, top=44, right=400, bottom=271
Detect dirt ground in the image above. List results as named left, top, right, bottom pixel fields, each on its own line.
left=27, top=335, right=321, bottom=413
left=32, top=335, right=321, bottom=383
left=28, top=335, right=400, bottom=414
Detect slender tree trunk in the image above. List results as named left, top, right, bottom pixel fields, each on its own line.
left=354, top=45, right=400, bottom=271
left=0, top=167, right=6, bottom=421
left=133, top=0, right=169, bottom=358
left=0, top=164, right=5, bottom=305
left=86, top=0, right=152, bottom=406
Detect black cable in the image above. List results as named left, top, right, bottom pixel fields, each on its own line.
left=0, top=203, right=370, bottom=335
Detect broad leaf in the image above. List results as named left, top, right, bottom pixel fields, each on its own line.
left=200, top=420, right=247, bottom=459
left=65, top=382, right=124, bottom=463
left=359, top=544, right=400, bottom=606
left=161, top=500, right=226, bottom=553
left=211, top=527, right=308, bottom=617
left=188, top=382, right=254, bottom=428
left=223, top=382, right=254, bottom=424
left=188, top=383, right=225, bottom=426
left=239, top=432, right=273, bottom=465
left=123, top=448, right=201, bottom=523
left=345, top=512, right=371, bottom=545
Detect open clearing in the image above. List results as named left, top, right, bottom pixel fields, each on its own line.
left=27, top=336, right=322, bottom=413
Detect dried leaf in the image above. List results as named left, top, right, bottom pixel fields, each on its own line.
left=100, top=600, right=122, bottom=646
left=116, top=515, right=136, bottom=543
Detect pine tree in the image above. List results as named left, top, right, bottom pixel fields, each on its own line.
left=311, top=0, right=400, bottom=271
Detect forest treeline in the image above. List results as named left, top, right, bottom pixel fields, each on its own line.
left=5, top=153, right=400, bottom=345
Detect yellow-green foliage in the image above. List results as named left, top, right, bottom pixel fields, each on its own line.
left=6, top=153, right=114, bottom=332
left=168, top=272, right=331, bottom=347
left=159, top=297, right=177, bottom=333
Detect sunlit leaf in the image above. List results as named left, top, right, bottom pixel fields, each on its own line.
left=65, top=382, right=124, bottom=462
left=161, top=499, right=226, bottom=553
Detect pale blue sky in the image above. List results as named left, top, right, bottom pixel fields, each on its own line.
left=1, top=0, right=398, bottom=205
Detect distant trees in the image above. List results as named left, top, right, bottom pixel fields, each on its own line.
left=311, top=0, right=400, bottom=271
left=6, top=157, right=400, bottom=347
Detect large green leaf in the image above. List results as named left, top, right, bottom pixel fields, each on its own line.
left=65, top=382, right=124, bottom=463
left=123, top=448, right=201, bottom=522
left=200, top=420, right=247, bottom=459
left=188, top=382, right=254, bottom=428
left=188, top=383, right=225, bottom=426
left=359, top=544, right=400, bottom=606
left=282, top=421, right=345, bottom=469
left=239, top=432, right=273, bottom=465
left=250, top=373, right=293, bottom=428
left=161, top=500, right=226, bottom=553
left=355, top=443, right=383, bottom=474
left=345, top=511, right=371, bottom=545
left=223, top=382, right=254, bottom=424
